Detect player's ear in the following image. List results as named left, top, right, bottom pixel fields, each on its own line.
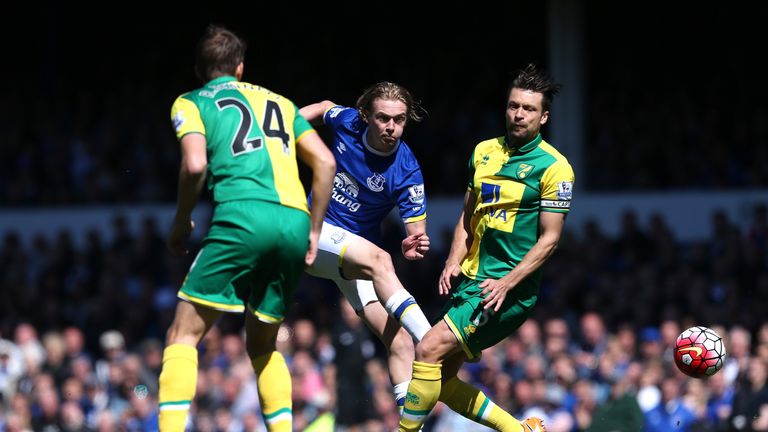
left=235, top=62, right=244, bottom=80
left=359, top=109, right=369, bottom=123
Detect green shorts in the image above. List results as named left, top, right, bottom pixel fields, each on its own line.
left=440, top=274, right=537, bottom=360
left=179, top=200, right=310, bottom=323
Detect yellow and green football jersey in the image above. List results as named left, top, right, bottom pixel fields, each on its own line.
left=461, top=134, right=574, bottom=281
left=170, top=76, right=313, bottom=212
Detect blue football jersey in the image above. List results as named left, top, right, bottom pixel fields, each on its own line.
left=311, top=105, right=426, bottom=242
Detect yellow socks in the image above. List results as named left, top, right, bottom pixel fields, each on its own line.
left=399, top=361, right=442, bottom=431
left=252, top=351, right=292, bottom=432
left=158, top=344, right=198, bottom=432
left=439, top=377, right=523, bottom=432
left=158, top=346, right=295, bottom=432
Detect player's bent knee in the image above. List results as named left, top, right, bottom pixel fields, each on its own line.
left=414, top=335, right=443, bottom=363
left=389, top=327, right=415, bottom=357
left=371, top=248, right=395, bottom=273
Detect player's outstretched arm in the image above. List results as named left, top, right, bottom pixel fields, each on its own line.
left=296, top=130, right=336, bottom=266
left=299, top=100, right=337, bottom=125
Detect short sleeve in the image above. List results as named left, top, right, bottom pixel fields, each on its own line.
left=171, top=95, right=204, bottom=140
left=396, top=166, right=427, bottom=224
left=323, top=106, right=357, bottom=131
left=292, top=103, right=314, bottom=141
left=540, top=160, right=575, bottom=213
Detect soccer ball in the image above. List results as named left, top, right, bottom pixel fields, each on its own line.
left=673, top=326, right=726, bottom=378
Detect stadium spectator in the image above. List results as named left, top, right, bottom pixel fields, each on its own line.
left=730, top=357, right=768, bottom=431
left=331, top=299, right=379, bottom=430
left=644, top=376, right=697, bottom=431
left=585, top=375, right=642, bottom=432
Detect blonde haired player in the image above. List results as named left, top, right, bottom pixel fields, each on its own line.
left=301, top=82, right=432, bottom=412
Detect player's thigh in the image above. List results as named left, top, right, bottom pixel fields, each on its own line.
left=440, top=276, right=532, bottom=360
left=304, top=222, right=379, bottom=308
left=304, top=221, right=353, bottom=281
left=166, top=300, right=223, bottom=345
left=305, top=221, right=377, bottom=281
left=340, top=235, right=389, bottom=280
left=241, top=204, right=310, bottom=324
left=180, top=211, right=262, bottom=313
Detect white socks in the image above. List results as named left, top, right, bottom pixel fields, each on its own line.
left=384, top=289, right=430, bottom=342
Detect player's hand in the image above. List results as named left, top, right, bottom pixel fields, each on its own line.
left=167, top=219, right=195, bottom=256
left=439, top=262, right=461, bottom=295
left=401, top=232, right=430, bottom=260
left=305, top=230, right=321, bottom=267
left=479, top=278, right=510, bottom=312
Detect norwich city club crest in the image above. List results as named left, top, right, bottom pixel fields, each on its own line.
left=516, top=163, right=534, bottom=179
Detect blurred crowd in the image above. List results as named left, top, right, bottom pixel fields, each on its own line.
left=1, top=203, right=767, bottom=431
left=3, top=7, right=767, bottom=206
left=3, top=8, right=768, bottom=431
left=4, top=73, right=767, bottom=206
left=584, top=63, right=768, bottom=190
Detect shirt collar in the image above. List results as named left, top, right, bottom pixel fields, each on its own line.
left=205, top=76, right=238, bottom=86
left=504, top=133, right=542, bottom=153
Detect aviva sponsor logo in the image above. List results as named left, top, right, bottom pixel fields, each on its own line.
left=479, top=206, right=508, bottom=222
left=406, top=392, right=421, bottom=405
left=481, top=182, right=501, bottom=204
left=478, top=182, right=513, bottom=229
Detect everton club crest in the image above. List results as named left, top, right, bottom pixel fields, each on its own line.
left=366, top=172, right=386, bottom=192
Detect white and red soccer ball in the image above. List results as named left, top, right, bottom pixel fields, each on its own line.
left=673, top=326, right=727, bottom=378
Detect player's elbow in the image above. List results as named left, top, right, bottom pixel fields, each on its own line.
left=302, top=100, right=335, bottom=124
left=317, top=151, right=336, bottom=174
left=182, top=158, right=207, bottom=176
left=318, top=100, right=336, bottom=112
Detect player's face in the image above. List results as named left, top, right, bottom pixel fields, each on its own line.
left=365, top=98, right=408, bottom=151
left=505, top=88, right=549, bottom=145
